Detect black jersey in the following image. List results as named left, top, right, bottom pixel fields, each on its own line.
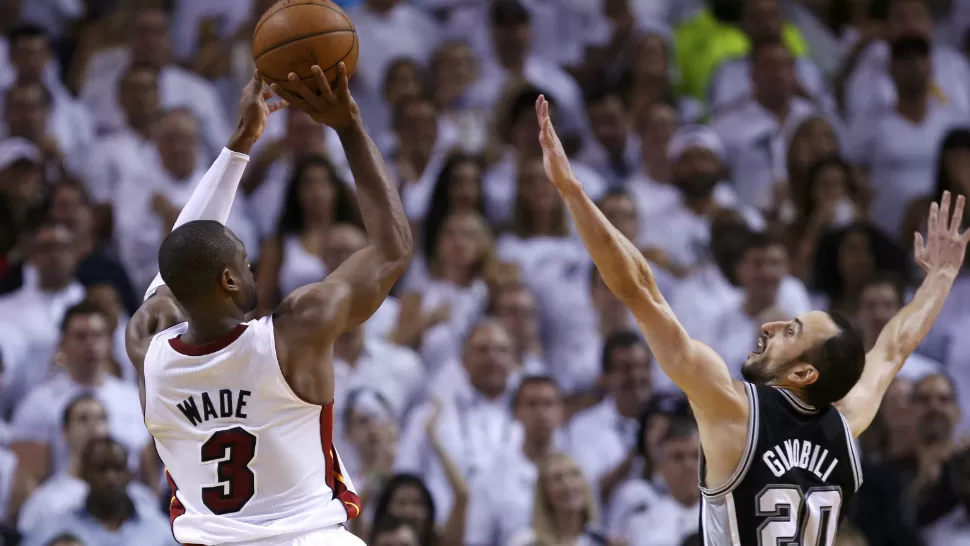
left=699, top=382, right=863, bottom=546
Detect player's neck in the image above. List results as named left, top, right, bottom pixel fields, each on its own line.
left=183, top=315, right=245, bottom=346
left=553, top=510, right=585, bottom=539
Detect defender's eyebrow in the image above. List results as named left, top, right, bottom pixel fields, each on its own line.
left=793, top=317, right=803, bottom=336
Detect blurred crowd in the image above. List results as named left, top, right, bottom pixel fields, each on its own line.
left=0, top=0, right=969, bottom=545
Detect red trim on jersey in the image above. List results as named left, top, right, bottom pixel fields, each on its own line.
left=165, top=469, right=202, bottom=546
left=169, top=324, right=248, bottom=356
left=320, top=402, right=362, bottom=520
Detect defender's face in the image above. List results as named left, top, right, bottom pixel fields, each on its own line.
left=742, top=311, right=839, bottom=384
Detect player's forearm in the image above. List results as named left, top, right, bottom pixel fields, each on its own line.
left=877, top=269, right=958, bottom=362
left=336, top=118, right=413, bottom=263
left=559, top=183, right=664, bottom=304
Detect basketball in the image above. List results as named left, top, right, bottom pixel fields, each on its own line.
left=252, top=0, right=358, bottom=91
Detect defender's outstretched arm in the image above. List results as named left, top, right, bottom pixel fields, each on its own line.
left=837, top=192, right=969, bottom=437
left=535, top=96, right=744, bottom=420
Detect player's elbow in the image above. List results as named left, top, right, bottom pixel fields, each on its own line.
left=379, top=222, right=414, bottom=267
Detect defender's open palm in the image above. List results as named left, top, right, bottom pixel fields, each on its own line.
left=914, top=191, right=970, bottom=275
left=237, top=71, right=286, bottom=142
left=536, top=95, right=579, bottom=192
left=269, top=63, right=359, bottom=130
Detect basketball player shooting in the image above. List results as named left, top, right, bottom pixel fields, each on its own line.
left=535, top=96, right=969, bottom=545
left=125, top=64, right=411, bottom=546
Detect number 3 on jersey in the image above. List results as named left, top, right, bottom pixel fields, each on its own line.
left=756, top=485, right=842, bottom=546
left=200, top=427, right=257, bottom=514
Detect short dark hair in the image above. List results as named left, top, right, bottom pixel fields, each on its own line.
left=80, top=436, right=126, bottom=469
left=659, top=415, right=698, bottom=446
left=742, top=230, right=786, bottom=255
left=511, top=375, right=560, bottom=408
left=501, top=86, right=554, bottom=141
left=890, top=35, right=931, bottom=61
left=62, top=393, right=102, bottom=430
left=60, top=301, right=108, bottom=334
left=800, top=312, right=866, bottom=407
left=158, top=220, right=240, bottom=304
left=491, top=0, right=530, bottom=26
left=8, top=24, right=49, bottom=48
left=602, top=330, right=647, bottom=374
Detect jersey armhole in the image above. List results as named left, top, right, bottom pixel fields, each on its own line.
left=699, top=381, right=760, bottom=499
left=835, top=409, right=864, bottom=492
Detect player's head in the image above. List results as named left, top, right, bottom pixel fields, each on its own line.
left=158, top=220, right=256, bottom=315
left=742, top=311, right=865, bottom=407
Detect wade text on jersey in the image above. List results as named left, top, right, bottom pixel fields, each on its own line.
left=176, top=389, right=252, bottom=426
left=761, top=438, right=839, bottom=482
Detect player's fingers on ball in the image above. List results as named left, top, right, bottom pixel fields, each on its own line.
left=268, top=100, right=288, bottom=113
left=287, top=73, right=318, bottom=104
left=335, top=63, right=350, bottom=96
left=310, top=65, right=335, bottom=101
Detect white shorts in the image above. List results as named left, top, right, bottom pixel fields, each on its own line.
left=231, top=525, right=367, bottom=546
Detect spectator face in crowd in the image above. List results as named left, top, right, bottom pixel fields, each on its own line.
left=157, top=109, right=199, bottom=180
left=532, top=453, right=595, bottom=539
left=373, top=475, right=436, bottom=546
left=513, top=377, right=565, bottom=451
left=856, top=275, right=905, bottom=349
left=599, top=191, right=639, bottom=242
left=129, top=7, right=173, bottom=68
left=491, top=0, right=531, bottom=68
left=286, top=110, right=328, bottom=158
left=602, top=332, right=653, bottom=417
left=80, top=438, right=132, bottom=517
left=48, top=181, right=90, bottom=233
left=632, top=33, right=670, bottom=86
left=63, top=395, right=110, bottom=462
left=431, top=41, right=476, bottom=108
left=279, top=156, right=358, bottom=237
left=741, top=0, right=784, bottom=41
left=799, top=158, right=859, bottom=228
left=393, top=97, right=438, bottom=163
left=30, top=222, right=78, bottom=291
left=512, top=157, right=567, bottom=238
left=382, top=58, right=424, bottom=108
left=437, top=155, right=483, bottom=214
left=506, top=90, right=550, bottom=158
left=889, top=36, right=931, bottom=100
left=10, top=25, right=52, bottom=85
left=586, top=91, right=630, bottom=161
left=656, top=419, right=701, bottom=507
left=118, top=65, right=160, bottom=133
left=751, top=41, right=796, bottom=111
left=493, top=285, right=540, bottom=359
left=60, top=304, right=112, bottom=384
left=429, top=211, right=492, bottom=282
left=671, top=143, right=723, bottom=202
left=878, top=378, right=917, bottom=458
left=0, top=142, right=44, bottom=210
left=936, top=128, right=970, bottom=205
left=4, top=82, right=50, bottom=143
left=462, top=321, right=515, bottom=399
left=911, top=374, right=960, bottom=446
left=786, top=117, right=840, bottom=198
left=86, top=283, right=126, bottom=332
left=344, top=390, right=397, bottom=470
left=735, top=233, right=788, bottom=314
left=636, top=103, right=678, bottom=173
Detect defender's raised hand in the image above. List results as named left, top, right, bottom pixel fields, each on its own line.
left=229, top=71, right=286, bottom=153
left=536, top=95, right=580, bottom=193
left=914, top=191, right=970, bottom=274
left=269, top=63, right=359, bottom=131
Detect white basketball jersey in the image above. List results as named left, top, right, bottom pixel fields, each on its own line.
left=143, top=317, right=360, bottom=546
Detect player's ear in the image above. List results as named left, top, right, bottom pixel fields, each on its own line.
left=220, top=268, right=239, bottom=294
left=787, top=363, right=818, bottom=386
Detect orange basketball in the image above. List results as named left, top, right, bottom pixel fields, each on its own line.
left=252, top=0, right=358, bottom=91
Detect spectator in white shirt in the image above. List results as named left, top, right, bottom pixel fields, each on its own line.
left=2, top=25, right=93, bottom=164
left=340, top=388, right=399, bottom=515
left=415, top=153, right=485, bottom=275
left=369, top=474, right=438, bottom=546
left=923, top=444, right=970, bottom=546
left=254, top=156, right=362, bottom=314
left=2, top=81, right=67, bottom=179
left=395, top=320, right=516, bottom=525
left=0, top=221, right=84, bottom=414
left=79, top=6, right=230, bottom=158
left=711, top=39, right=826, bottom=210
left=784, top=116, right=842, bottom=223
left=9, top=303, right=148, bottom=501
left=855, top=273, right=942, bottom=381
left=710, top=231, right=794, bottom=373
left=430, top=40, right=488, bottom=153
left=16, top=394, right=156, bottom=535
left=490, top=284, right=546, bottom=378
left=580, top=87, right=639, bottom=186
left=376, top=58, right=427, bottom=151
left=569, top=331, right=653, bottom=506
left=625, top=102, right=681, bottom=237
left=496, top=157, right=581, bottom=286
left=466, top=375, right=568, bottom=546
left=847, top=35, right=966, bottom=240
left=74, top=63, right=159, bottom=204
left=614, top=417, right=700, bottom=546
left=393, top=96, right=456, bottom=224
left=509, top=452, right=612, bottom=546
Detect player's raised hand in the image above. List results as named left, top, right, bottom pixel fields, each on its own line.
left=914, top=191, right=970, bottom=274
left=536, top=95, right=579, bottom=193
left=230, top=71, right=286, bottom=153
left=269, top=63, right=359, bottom=131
